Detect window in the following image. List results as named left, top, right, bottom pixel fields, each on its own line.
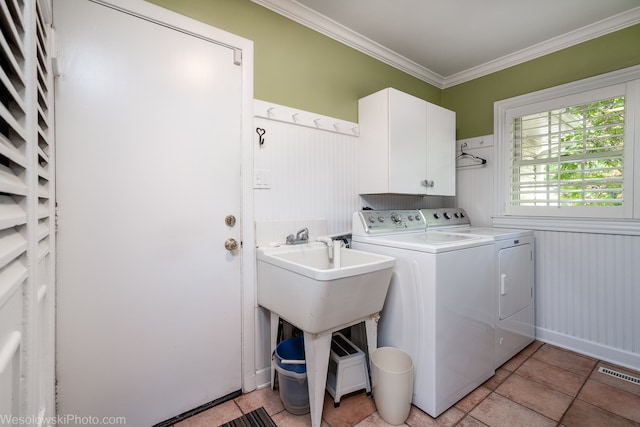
left=495, top=66, right=640, bottom=220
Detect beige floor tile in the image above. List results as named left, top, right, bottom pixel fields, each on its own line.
left=531, top=345, right=597, bottom=377
left=515, top=357, right=586, bottom=396
left=500, top=351, right=528, bottom=372
left=321, top=391, right=376, bottom=427
left=456, top=415, right=489, bottom=427
left=561, top=399, right=639, bottom=427
left=482, top=368, right=510, bottom=391
left=355, top=411, right=408, bottom=426
left=404, top=405, right=464, bottom=427
left=577, top=379, right=640, bottom=423
left=470, top=393, right=556, bottom=427
left=496, top=373, right=573, bottom=421
left=455, top=386, right=492, bottom=413
left=270, top=409, right=314, bottom=426
left=234, top=386, right=285, bottom=416
left=519, top=340, right=544, bottom=357
left=174, top=400, right=242, bottom=427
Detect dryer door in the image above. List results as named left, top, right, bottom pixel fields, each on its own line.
left=498, top=244, right=534, bottom=320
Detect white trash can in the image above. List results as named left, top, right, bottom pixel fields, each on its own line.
left=371, top=347, right=414, bottom=425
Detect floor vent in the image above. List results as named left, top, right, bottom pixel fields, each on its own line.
left=598, top=366, right=640, bottom=385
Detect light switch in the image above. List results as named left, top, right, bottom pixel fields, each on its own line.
left=254, top=169, right=271, bottom=189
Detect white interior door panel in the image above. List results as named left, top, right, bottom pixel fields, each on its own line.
left=55, top=1, right=243, bottom=424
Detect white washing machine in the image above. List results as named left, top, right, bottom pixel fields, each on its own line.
left=351, top=210, right=495, bottom=418
left=419, top=208, right=535, bottom=369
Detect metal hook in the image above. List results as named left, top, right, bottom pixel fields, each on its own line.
left=256, top=127, right=266, bottom=146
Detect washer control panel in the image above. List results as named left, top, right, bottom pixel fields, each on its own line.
left=354, top=210, right=425, bottom=235
left=419, top=208, right=470, bottom=228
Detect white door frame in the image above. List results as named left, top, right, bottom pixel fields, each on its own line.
left=73, top=0, right=257, bottom=393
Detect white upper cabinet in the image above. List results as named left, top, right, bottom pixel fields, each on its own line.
left=358, top=88, right=456, bottom=195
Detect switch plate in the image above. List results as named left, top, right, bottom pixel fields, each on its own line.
left=254, top=169, right=271, bottom=189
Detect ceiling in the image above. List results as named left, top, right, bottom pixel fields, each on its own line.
left=252, top=0, right=640, bottom=88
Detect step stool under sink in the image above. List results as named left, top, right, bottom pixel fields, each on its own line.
left=326, top=332, right=371, bottom=407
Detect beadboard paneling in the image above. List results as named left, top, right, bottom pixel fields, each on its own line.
left=253, top=117, right=359, bottom=236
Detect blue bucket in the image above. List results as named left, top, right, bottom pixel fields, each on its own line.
left=274, top=336, right=306, bottom=374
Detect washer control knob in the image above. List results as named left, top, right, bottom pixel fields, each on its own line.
left=433, top=213, right=441, bottom=219
left=391, top=213, right=402, bottom=223
left=444, top=212, right=452, bottom=219
left=378, top=216, right=385, bottom=222
left=454, top=212, right=460, bottom=218
left=408, top=215, right=414, bottom=221
left=368, top=216, right=376, bottom=223
left=460, top=211, right=466, bottom=218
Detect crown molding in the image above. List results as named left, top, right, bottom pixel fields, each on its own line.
left=252, top=0, right=640, bottom=89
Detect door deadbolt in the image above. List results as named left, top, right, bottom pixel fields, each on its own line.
left=225, top=238, right=239, bottom=251
left=225, top=215, right=236, bottom=227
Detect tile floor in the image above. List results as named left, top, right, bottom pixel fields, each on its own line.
left=174, top=341, right=640, bottom=426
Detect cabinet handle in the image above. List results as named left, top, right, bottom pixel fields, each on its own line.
left=423, top=179, right=435, bottom=187
left=500, top=273, right=507, bottom=295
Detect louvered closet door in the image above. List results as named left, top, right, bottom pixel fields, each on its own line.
left=54, top=0, right=243, bottom=425
left=0, top=0, right=55, bottom=422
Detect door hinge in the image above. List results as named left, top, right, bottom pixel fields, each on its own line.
left=55, top=203, right=59, bottom=233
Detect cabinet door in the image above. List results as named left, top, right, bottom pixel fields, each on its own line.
left=426, top=103, right=456, bottom=195
left=388, top=88, right=428, bottom=194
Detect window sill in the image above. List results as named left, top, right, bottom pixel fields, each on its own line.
left=492, top=216, right=640, bottom=236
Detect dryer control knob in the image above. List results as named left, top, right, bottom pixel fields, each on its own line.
left=433, top=213, right=441, bottom=219
left=378, top=216, right=385, bottom=222
left=391, top=213, right=402, bottom=223
left=444, top=212, right=452, bottom=219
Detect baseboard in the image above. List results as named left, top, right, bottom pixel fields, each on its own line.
left=536, top=327, right=640, bottom=371
left=255, top=366, right=272, bottom=390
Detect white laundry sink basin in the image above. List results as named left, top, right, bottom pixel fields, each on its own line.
left=257, top=242, right=395, bottom=334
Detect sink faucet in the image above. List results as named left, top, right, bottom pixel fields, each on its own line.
left=317, top=236, right=334, bottom=260
left=317, top=236, right=344, bottom=264
left=286, top=227, right=309, bottom=245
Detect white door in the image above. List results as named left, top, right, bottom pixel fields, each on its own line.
left=55, top=1, right=242, bottom=425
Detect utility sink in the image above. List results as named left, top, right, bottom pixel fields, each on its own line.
left=257, top=242, right=395, bottom=334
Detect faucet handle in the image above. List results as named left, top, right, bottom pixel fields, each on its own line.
left=286, top=234, right=295, bottom=244
left=296, top=228, right=309, bottom=241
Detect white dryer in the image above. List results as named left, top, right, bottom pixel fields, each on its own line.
left=419, top=209, right=535, bottom=369
left=352, top=210, right=495, bottom=418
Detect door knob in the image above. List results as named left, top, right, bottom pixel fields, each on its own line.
left=225, top=238, right=239, bottom=251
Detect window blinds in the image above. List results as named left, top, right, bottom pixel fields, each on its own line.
left=511, top=96, right=625, bottom=207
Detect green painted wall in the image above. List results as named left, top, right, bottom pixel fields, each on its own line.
left=147, top=0, right=639, bottom=138
left=442, top=24, right=640, bottom=139
left=147, top=0, right=440, bottom=122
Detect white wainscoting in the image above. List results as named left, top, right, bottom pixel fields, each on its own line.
left=455, top=134, right=640, bottom=371
left=533, top=230, right=640, bottom=370
left=254, top=101, right=360, bottom=237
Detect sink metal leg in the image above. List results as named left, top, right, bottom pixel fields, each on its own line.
left=270, top=312, right=279, bottom=389
left=364, top=314, right=379, bottom=364
left=303, top=331, right=332, bottom=427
